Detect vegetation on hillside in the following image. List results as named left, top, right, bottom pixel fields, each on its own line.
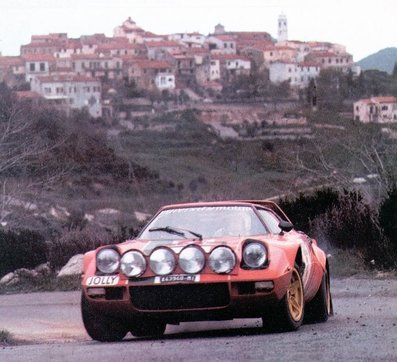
left=357, top=47, right=397, bottom=74
left=1, top=64, right=397, bottom=282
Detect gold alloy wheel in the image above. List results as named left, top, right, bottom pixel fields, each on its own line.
left=287, top=269, right=304, bottom=321
left=325, top=273, right=332, bottom=315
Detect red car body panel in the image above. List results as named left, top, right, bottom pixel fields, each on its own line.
left=81, top=200, right=328, bottom=323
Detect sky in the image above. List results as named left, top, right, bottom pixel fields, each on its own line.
left=0, top=0, right=396, bottom=61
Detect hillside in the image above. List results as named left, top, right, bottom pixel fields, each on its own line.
left=357, top=47, right=397, bottom=74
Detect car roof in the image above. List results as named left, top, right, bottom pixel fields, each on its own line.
left=158, top=200, right=291, bottom=222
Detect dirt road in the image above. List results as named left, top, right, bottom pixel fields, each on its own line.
left=1, top=277, right=396, bottom=361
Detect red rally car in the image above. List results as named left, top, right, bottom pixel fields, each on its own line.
left=81, top=200, right=333, bottom=341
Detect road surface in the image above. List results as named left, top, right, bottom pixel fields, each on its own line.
left=0, top=277, right=396, bottom=361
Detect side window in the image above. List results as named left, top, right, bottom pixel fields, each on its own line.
left=257, top=209, right=282, bottom=234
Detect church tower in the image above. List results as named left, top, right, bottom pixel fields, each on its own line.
left=277, top=13, right=288, bottom=42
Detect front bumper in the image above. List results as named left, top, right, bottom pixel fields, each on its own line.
left=82, top=270, right=292, bottom=322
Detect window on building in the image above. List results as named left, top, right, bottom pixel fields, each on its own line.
left=40, top=63, right=45, bottom=71
left=224, top=43, right=227, bottom=48
left=382, top=105, right=388, bottom=111
left=328, top=58, right=332, bottom=63
left=29, top=63, right=35, bottom=72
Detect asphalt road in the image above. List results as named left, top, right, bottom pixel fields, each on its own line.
left=1, top=277, right=397, bottom=362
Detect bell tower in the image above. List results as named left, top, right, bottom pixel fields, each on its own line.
left=277, top=13, right=288, bottom=42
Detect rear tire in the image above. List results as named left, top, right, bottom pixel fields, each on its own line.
left=304, top=269, right=333, bottom=324
left=130, top=319, right=166, bottom=338
left=262, top=266, right=304, bottom=332
left=81, top=293, right=127, bottom=342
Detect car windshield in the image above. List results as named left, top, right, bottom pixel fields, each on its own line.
left=138, top=206, right=267, bottom=240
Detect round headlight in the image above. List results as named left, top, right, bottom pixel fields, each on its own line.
left=120, top=251, right=147, bottom=277
left=150, top=248, right=176, bottom=276
left=243, top=242, right=267, bottom=268
left=96, top=248, right=120, bottom=274
left=208, top=246, right=236, bottom=274
left=179, top=246, right=205, bottom=274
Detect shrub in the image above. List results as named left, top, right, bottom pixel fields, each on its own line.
left=46, top=228, right=115, bottom=269
left=279, top=188, right=340, bottom=233
left=0, top=229, right=47, bottom=277
left=311, top=190, right=395, bottom=268
left=379, top=184, right=397, bottom=258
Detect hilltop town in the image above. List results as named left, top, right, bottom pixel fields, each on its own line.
left=0, top=14, right=362, bottom=120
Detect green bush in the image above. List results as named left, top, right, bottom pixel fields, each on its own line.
left=379, top=184, right=397, bottom=258
left=279, top=188, right=396, bottom=269
left=46, top=228, right=115, bottom=269
left=0, top=229, right=47, bottom=277
left=311, top=190, right=395, bottom=268
left=279, top=188, right=340, bottom=233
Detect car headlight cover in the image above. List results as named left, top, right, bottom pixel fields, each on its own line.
left=243, top=242, right=267, bottom=268
left=120, top=251, right=147, bottom=277
left=179, top=246, right=205, bottom=274
left=96, top=248, right=120, bottom=274
left=209, top=246, right=236, bottom=274
left=150, top=248, right=176, bottom=275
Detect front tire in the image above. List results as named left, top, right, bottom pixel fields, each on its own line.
left=81, top=293, right=128, bottom=342
left=304, top=268, right=333, bottom=324
left=262, top=266, right=305, bottom=332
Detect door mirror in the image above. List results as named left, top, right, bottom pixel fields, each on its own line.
left=279, top=220, right=294, bottom=233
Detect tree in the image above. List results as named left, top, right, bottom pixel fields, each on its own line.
left=392, top=62, right=397, bottom=79
left=379, top=184, right=397, bottom=257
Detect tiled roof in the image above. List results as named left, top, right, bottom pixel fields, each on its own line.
left=145, top=40, right=182, bottom=48
left=22, top=54, right=55, bottom=62
left=0, top=56, right=24, bottom=66
left=133, top=60, right=171, bottom=69
left=14, top=91, right=42, bottom=99
left=211, top=34, right=235, bottom=41
left=22, top=41, right=65, bottom=49
left=371, top=96, right=397, bottom=104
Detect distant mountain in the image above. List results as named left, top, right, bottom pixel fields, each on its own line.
left=357, top=48, right=397, bottom=74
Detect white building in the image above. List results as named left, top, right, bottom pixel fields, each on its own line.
left=354, top=97, right=397, bottom=123
left=155, top=73, right=176, bottom=90
left=269, top=61, right=320, bottom=88
left=277, top=13, right=288, bottom=43
left=23, top=54, right=54, bottom=83
left=71, top=54, right=123, bottom=80
left=168, top=32, right=206, bottom=48
left=206, top=35, right=237, bottom=55
left=113, top=17, right=145, bottom=44
left=31, top=74, right=102, bottom=118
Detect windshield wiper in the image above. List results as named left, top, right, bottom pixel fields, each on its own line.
left=148, top=226, right=202, bottom=240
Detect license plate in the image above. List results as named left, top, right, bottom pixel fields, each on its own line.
left=154, top=274, right=200, bottom=284
left=86, top=275, right=119, bottom=286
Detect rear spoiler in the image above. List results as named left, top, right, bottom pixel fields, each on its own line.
left=235, top=200, right=291, bottom=223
